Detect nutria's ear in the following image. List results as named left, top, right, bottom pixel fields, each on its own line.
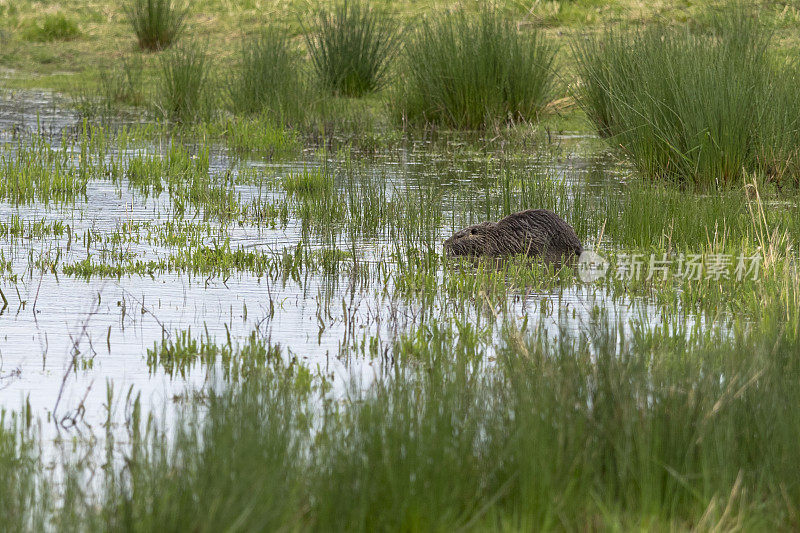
left=470, top=228, right=477, bottom=235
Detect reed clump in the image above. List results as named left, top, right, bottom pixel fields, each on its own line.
left=124, top=0, right=188, bottom=51
left=303, top=0, right=399, bottom=97
left=397, top=7, right=557, bottom=129
left=573, top=9, right=800, bottom=186
left=227, top=29, right=306, bottom=122
left=156, top=43, right=211, bottom=122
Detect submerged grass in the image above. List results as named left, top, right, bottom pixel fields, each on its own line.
left=304, top=0, right=399, bottom=97
left=398, top=7, right=557, bottom=129
left=573, top=7, right=800, bottom=186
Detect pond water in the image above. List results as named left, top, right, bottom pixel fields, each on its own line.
left=0, top=90, right=666, bottom=446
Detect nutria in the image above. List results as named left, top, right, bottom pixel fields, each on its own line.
left=444, top=209, right=583, bottom=263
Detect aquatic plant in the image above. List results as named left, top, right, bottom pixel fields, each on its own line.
left=100, top=54, right=145, bottom=107
left=124, top=0, right=188, bottom=51
left=303, top=0, right=399, bottom=97
left=0, top=416, right=49, bottom=531
left=223, top=115, right=302, bottom=160
left=397, top=7, right=557, bottom=129
left=282, top=167, right=333, bottom=196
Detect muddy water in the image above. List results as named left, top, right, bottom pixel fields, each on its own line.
left=0, top=91, right=654, bottom=446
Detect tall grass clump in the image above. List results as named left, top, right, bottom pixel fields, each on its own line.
left=227, top=30, right=305, bottom=122
left=573, top=8, right=800, bottom=186
left=398, top=8, right=557, bottom=129
left=303, top=0, right=399, bottom=97
left=22, top=13, right=81, bottom=42
left=124, top=0, right=188, bottom=51
left=156, top=43, right=210, bottom=122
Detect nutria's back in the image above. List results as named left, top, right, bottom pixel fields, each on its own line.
left=444, top=209, right=582, bottom=262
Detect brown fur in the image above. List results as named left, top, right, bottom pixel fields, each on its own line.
left=444, top=209, right=583, bottom=263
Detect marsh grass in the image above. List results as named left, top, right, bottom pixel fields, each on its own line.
left=125, top=0, right=188, bottom=51
left=222, top=115, right=301, bottom=159
left=304, top=0, right=399, bottom=97
left=227, top=29, right=305, bottom=121
left=156, top=42, right=211, bottom=122
left=398, top=8, right=557, bottom=129
left=573, top=8, right=800, bottom=186
left=37, top=298, right=800, bottom=530
left=148, top=329, right=276, bottom=380
left=5, top=116, right=800, bottom=529
left=0, top=414, right=48, bottom=532
left=22, top=13, right=80, bottom=42
left=100, top=54, right=145, bottom=107
left=0, top=136, right=90, bottom=204
left=282, top=166, right=333, bottom=196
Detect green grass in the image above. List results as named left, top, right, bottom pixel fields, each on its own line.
left=21, top=12, right=81, bottom=42
left=2, top=57, right=800, bottom=529
left=397, top=7, right=557, bottom=129
left=148, top=329, right=279, bottom=380
left=156, top=42, right=211, bottom=122
left=22, top=291, right=799, bottom=530
left=226, top=29, right=306, bottom=121
left=573, top=6, right=800, bottom=187
left=221, top=115, right=302, bottom=160
left=303, top=0, right=399, bottom=97
left=99, top=54, right=145, bottom=108
left=124, top=0, right=188, bottom=51
left=282, top=166, right=333, bottom=196
left=0, top=134, right=93, bottom=204
left=0, top=412, right=48, bottom=532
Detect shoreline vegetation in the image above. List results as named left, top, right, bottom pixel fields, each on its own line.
left=0, top=1, right=799, bottom=186
left=1, top=1, right=800, bottom=530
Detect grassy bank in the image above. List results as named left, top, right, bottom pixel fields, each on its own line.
left=4, top=2, right=800, bottom=185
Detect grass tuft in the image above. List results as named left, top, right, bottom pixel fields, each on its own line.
left=22, top=13, right=81, bottom=42
left=573, top=7, right=800, bottom=186
left=124, top=0, right=188, bottom=51
left=156, top=42, right=210, bottom=122
left=227, top=29, right=305, bottom=121
left=397, top=7, right=557, bottom=129
left=303, top=0, right=399, bottom=97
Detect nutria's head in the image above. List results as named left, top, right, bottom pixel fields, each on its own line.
left=443, top=221, right=497, bottom=257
